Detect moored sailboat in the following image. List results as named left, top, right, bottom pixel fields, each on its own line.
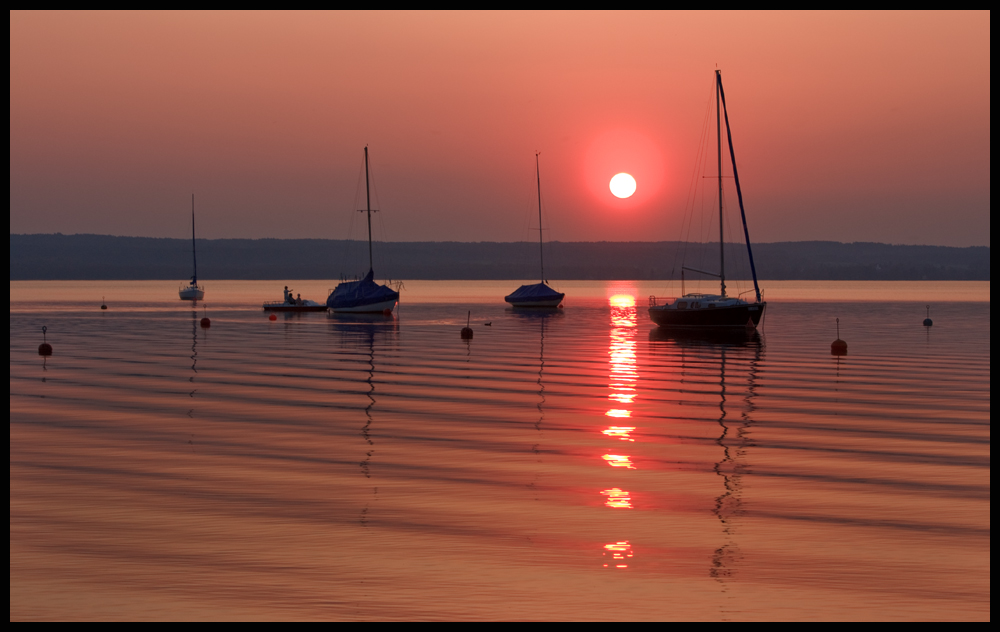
left=327, top=147, right=400, bottom=314
left=649, top=70, right=765, bottom=329
left=505, top=153, right=565, bottom=308
left=179, top=194, right=205, bottom=300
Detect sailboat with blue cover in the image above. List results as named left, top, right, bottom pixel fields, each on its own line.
left=505, top=153, right=565, bottom=308
left=327, top=147, right=400, bottom=314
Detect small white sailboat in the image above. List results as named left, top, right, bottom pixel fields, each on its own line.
left=505, top=153, right=564, bottom=308
left=179, top=194, right=205, bottom=300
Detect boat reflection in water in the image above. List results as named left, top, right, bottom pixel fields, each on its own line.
left=649, top=326, right=763, bottom=593
left=327, top=312, right=398, bottom=527
left=509, top=308, right=563, bottom=505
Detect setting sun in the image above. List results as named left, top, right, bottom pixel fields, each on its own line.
left=609, top=173, right=636, bottom=199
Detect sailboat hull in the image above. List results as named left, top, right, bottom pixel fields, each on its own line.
left=649, top=302, right=765, bottom=329
left=504, top=282, right=564, bottom=308
left=505, top=295, right=564, bottom=308
left=179, top=286, right=204, bottom=300
left=330, top=298, right=398, bottom=314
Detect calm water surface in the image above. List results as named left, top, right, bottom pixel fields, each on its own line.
left=10, top=281, right=990, bottom=620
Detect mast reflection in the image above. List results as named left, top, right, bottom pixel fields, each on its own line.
left=649, top=327, right=763, bottom=588
left=189, top=307, right=199, bottom=411
left=328, top=313, right=398, bottom=527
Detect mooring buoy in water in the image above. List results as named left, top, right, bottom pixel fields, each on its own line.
left=101, top=297, right=107, bottom=310
left=268, top=313, right=277, bottom=321
left=461, top=311, right=473, bottom=339
left=38, top=326, right=52, bottom=356
left=923, top=304, right=933, bottom=327
left=831, top=318, right=847, bottom=356
left=200, top=305, right=210, bottom=328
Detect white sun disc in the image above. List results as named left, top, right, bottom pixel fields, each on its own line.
left=610, top=173, right=636, bottom=198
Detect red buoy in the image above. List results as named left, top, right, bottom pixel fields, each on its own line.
left=383, top=308, right=393, bottom=316
left=831, top=318, right=847, bottom=356
left=200, top=317, right=211, bottom=328
left=268, top=313, right=277, bottom=321
left=38, top=326, right=52, bottom=356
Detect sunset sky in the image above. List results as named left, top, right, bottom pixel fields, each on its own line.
left=9, top=11, right=991, bottom=246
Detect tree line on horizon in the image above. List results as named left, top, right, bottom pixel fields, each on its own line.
left=9, top=234, right=989, bottom=281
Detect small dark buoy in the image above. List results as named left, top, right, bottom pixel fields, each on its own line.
left=831, top=318, right=847, bottom=356
left=268, top=313, right=277, bottom=321
left=484, top=321, right=492, bottom=326
left=923, top=304, right=933, bottom=327
left=200, top=317, right=211, bottom=328
left=38, top=326, right=52, bottom=356
left=461, top=310, right=474, bottom=339
left=101, top=296, right=107, bottom=310
left=383, top=308, right=392, bottom=316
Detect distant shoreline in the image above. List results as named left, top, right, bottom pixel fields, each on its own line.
left=10, top=234, right=989, bottom=281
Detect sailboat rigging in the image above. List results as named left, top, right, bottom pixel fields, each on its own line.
left=326, top=146, right=400, bottom=313
left=178, top=194, right=205, bottom=300
left=505, top=152, right=565, bottom=308
left=648, top=70, right=765, bottom=329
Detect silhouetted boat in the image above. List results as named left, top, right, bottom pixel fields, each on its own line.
left=649, top=70, right=765, bottom=329
left=179, top=194, right=205, bottom=300
left=505, top=153, right=564, bottom=308
left=263, top=285, right=327, bottom=312
left=327, top=147, right=400, bottom=314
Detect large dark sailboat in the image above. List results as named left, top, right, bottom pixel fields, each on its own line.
left=327, top=147, right=400, bottom=314
left=505, top=153, right=565, bottom=308
left=648, top=70, right=765, bottom=329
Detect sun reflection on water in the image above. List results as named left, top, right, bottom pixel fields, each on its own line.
left=603, top=541, right=634, bottom=569
left=601, top=488, right=633, bottom=509
left=602, top=426, right=636, bottom=441
left=602, top=454, right=635, bottom=469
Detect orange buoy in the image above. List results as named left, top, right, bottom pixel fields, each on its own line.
left=461, top=310, right=474, bottom=339
left=831, top=318, right=847, bottom=356
left=38, top=326, right=52, bottom=356
left=268, top=313, right=277, bottom=321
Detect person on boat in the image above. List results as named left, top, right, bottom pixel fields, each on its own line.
left=284, top=286, right=292, bottom=304
left=296, top=293, right=303, bottom=306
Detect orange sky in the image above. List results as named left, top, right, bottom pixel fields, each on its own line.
left=9, top=11, right=991, bottom=246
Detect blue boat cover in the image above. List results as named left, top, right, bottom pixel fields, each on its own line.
left=327, top=269, right=400, bottom=310
left=504, top=282, right=564, bottom=303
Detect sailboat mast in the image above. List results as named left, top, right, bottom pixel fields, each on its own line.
left=536, top=152, right=545, bottom=284
left=718, top=72, right=762, bottom=303
left=364, top=146, right=373, bottom=272
left=191, top=193, right=197, bottom=284
left=716, top=70, right=726, bottom=298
